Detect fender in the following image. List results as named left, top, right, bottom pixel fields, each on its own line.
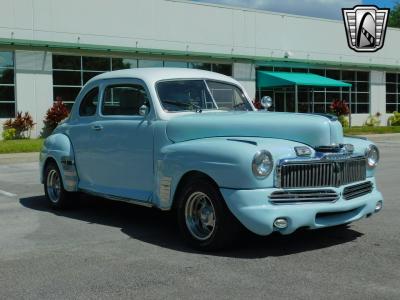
left=40, top=133, right=79, bottom=192
left=153, top=137, right=303, bottom=210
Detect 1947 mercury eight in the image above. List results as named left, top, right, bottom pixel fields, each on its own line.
left=40, top=68, right=383, bottom=250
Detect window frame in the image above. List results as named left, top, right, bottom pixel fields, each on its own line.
left=0, top=51, right=16, bottom=118
left=206, top=79, right=252, bottom=111
left=155, top=78, right=251, bottom=113
left=78, top=87, right=100, bottom=117
left=386, top=72, right=400, bottom=113
left=99, top=79, right=152, bottom=119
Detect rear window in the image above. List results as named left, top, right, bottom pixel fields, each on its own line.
left=79, top=88, right=99, bottom=117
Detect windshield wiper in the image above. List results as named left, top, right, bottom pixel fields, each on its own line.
left=163, top=100, right=202, bottom=113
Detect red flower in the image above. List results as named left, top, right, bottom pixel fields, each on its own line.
left=44, top=98, right=70, bottom=131
left=330, top=99, right=349, bottom=116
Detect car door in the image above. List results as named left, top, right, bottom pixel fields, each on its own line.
left=67, top=86, right=102, bottom=188
left=87, top=78, right=155, bottom=203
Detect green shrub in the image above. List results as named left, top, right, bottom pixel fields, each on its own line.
left=3, top=112, right=35, bottom=139
left=2, top=128, right=16, bottom=140
left=365, top=113, right=381, bottom=127
left=388, top=111, right=400, bottom=126
left=338, top=115, right=349, bottom=128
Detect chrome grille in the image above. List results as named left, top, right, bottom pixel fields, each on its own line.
left=277, top=157, right=366, bottom=188
left=343, top=181, right=373, bottom=200
left=269, top=189, right=339, bottom=204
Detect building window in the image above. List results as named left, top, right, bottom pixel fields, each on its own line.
left=112, top=58, right=138, bottom=70
left=386, top=73, right=399, bottom=113
left=53, top=54, right=233, bottom=108
left=164, top=61, right=188, bottom=68
left=53, top=55, right=111, bottom=109
left=0, top=51, right=15, bottom=118
left=256, top=66, right=370, bottom=114
left=138, top=60, right=163, bottom=68
left=188, top=62, right=232, bottom=76
left=211, top=64, right=232, bottom=76
left=343, top=71, right=370, bottom=114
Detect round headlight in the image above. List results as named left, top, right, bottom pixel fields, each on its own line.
left=252, top=150, right=273, bottom=178
left=365, top=144, right=379, bottom=168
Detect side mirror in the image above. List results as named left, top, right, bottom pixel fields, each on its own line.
left=260, top=96, right=273, bottom=111
left=139, top=105, right=149, bottom=116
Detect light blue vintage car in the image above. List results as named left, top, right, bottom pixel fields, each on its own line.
left=40, top=68, right=383, bottom=250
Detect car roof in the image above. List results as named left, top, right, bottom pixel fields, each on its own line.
left=69, top=67, right=255, bottom=122
left=87, top=67, right=239, bottom=85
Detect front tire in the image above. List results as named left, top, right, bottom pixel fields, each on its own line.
left=176, top=177, right=240, bottom=251
left=44, top=161, right=74, bottom=209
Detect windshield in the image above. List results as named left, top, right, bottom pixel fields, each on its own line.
left=156, top=79, right=252, bottom=112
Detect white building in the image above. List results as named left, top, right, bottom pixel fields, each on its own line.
left=1, top=0, right=400, bottom=137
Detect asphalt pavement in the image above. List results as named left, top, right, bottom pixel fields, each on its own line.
left=0, top=135, right=399, bottom=299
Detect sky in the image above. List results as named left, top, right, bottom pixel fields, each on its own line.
left=193, top=0, right=397, bottom=20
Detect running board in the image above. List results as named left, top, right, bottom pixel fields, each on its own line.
left=80, top=189, right=153, bottom=208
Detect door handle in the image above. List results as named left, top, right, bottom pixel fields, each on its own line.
left=91, top=125, right=103, bottom=131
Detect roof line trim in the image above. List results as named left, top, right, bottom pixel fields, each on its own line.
left=0, top=37, right=399, bottom=71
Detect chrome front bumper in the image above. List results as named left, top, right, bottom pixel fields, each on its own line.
left=220, top=178, right=383, bottom=236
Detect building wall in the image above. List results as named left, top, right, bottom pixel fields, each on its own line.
left=370, top=71, right=390, bottom=125
left=0, top=0, right=400, bottom=66
left=15, top=50, right=53, bottom=137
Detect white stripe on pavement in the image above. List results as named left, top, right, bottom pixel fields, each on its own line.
left=0, top=189, right=17, bottom=197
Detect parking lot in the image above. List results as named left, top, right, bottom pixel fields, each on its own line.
left=0, top=135, right=399, bottom=300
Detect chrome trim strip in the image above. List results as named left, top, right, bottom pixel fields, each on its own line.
left=159, top=177, right=172, bottom=205
left=343, top=181, right=373, bottom=200
left=278, top=153, right=365, bottom=165
left=275, top=154, right=366, bottom=189
left=269, top=189, right=339, bottom=205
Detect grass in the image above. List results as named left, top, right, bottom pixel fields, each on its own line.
left=0, top=138, right=44, bottom=154
left=344, top=126, right=400, bottom=135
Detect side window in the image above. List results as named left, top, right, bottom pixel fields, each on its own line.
left=102, top=84, right=149, bottom=116
left=79, top=88, right=99, bottom=116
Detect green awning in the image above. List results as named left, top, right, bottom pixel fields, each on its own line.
left=257, top=71, right=352, bottom=88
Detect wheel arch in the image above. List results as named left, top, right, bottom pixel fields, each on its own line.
left=42, top=156, right=58, bottom=178
left=40, top=133, right=79, bottom=192
left=171, top=170, right=220, bottom=211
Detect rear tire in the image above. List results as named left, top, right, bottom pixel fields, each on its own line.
left=44, top=161, right=74, bottom=209
left=176, top=176, right=241, bottom=251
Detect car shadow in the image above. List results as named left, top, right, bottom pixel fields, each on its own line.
left=19, top=195, right=364, bottom=259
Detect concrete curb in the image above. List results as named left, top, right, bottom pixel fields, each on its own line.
left=0, top=152, right=39, bottom=165
left=358, top=133, right=400, bottom=138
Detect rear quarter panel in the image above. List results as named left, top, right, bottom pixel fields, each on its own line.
left=40, top=132, right=78, bottom=192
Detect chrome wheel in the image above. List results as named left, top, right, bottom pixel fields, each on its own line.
left=185, top=191, right=216, bottom=241
left=47, top=169, right=61, bottom=203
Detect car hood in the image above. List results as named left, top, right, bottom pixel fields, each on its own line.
left=166, top=111, right=343, bottom=148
